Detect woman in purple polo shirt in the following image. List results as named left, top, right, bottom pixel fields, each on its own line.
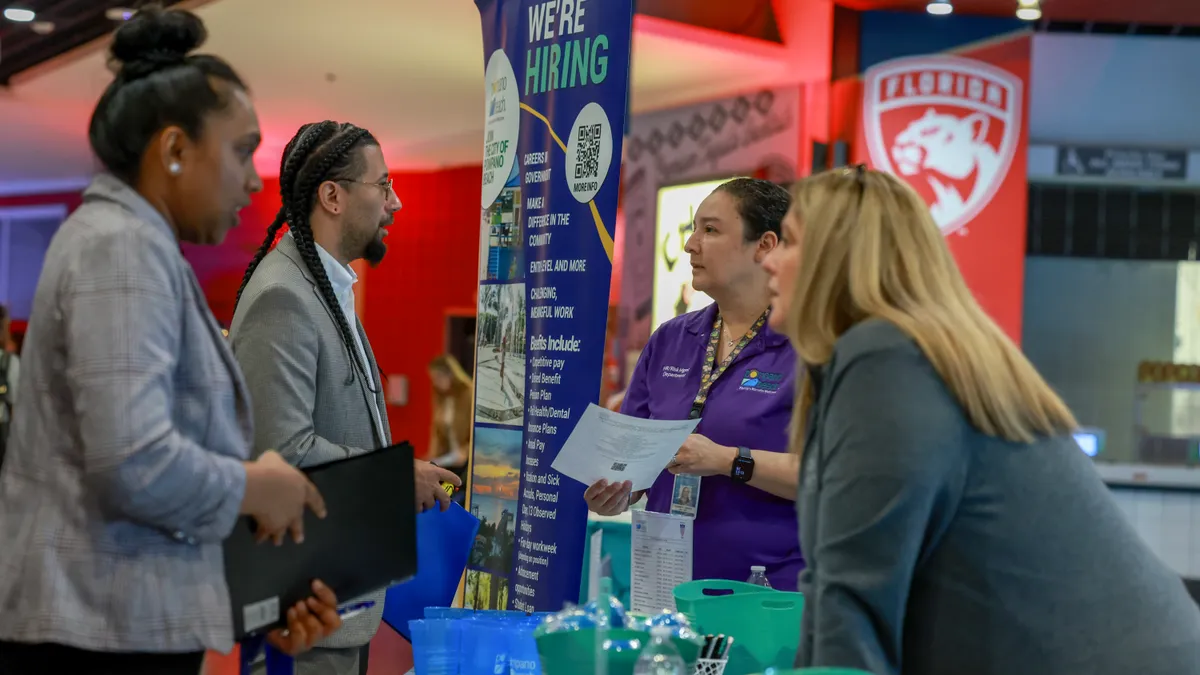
left=584, top=178, right=803, bottom=590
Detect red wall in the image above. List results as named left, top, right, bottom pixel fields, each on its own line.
left=0, top=191, right=83, bottom=212
left=361, top=166, right=482, bottom=457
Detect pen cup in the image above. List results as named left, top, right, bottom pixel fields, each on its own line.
left=693, top=657, right=729, bottom=675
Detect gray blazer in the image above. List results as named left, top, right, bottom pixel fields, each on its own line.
left=796, top=319, right=1200, bottom=675
left=0, top=174, right=252, bottom=654
left=230, top=234, right=391, bottom=649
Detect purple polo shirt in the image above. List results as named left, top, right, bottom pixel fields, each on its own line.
left=621, top=304, right=804, bottom=591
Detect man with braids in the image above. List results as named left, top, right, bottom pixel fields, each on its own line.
left=230, top=120, right=462, bottom=675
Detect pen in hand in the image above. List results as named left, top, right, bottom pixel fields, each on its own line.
left=337, top=600, right=376, bottom=621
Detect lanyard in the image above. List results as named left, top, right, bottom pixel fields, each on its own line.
left=688, top=310, right=769, bottom=420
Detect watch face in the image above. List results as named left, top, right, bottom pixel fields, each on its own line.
left=732, top=455, right=753, bottom=482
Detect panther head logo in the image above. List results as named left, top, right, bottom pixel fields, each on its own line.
left=863, top=55, right=1022, bottom=236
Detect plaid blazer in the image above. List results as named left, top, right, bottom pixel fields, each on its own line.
left=0, top=174, right=252, bottom=654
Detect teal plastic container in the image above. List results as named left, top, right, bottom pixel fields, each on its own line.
left=673, top=580, right=805, bottom=675
left=760, top=669, right=873, bottom=675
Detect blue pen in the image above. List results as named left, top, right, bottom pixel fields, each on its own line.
left=337, top=600, right=377, bottom=621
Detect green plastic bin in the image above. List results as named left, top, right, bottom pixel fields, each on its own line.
left=535, top=628, right=702, bottom=675
left=758, top=670, right=873, bottom=675
left=674, top=580, right=805, bottom=675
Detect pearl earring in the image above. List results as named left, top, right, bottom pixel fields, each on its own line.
left=168, top=162, right=182, bottom=175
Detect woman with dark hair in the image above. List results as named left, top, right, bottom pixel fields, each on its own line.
left=0, top=7, right=342, bottom=674
left=582, top=178, right=805, bottom=589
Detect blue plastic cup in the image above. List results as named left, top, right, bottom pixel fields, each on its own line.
left=409, top=618, right=462, bottom=675
left=460, top=616, right=510, bottom=675
left=505, top=623, right=542, bottom=675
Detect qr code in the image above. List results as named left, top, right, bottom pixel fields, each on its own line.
left=574, top=123, right=603, bottom=180
left=610, top=462, right=627, bottom=472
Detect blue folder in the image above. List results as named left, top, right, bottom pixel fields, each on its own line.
left=382, top=501, right=481, bottom=640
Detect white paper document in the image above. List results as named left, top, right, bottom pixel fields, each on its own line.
left=551, top=404, right=700, bottom=491
left=630, top=510, right=693, bottom=614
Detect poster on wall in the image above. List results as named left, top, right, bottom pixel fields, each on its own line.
left=855, top=37, right=1031, bottom=342
left=467, top=0, right=634, bottom=613
left=650, top=179, right=729, bottom=331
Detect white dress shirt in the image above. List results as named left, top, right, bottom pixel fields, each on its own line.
left=290, top=232, right=387, bottom=444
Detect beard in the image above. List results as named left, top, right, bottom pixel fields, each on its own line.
left=362, top=229, right=388, bottom=266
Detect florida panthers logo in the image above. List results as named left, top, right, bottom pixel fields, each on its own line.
left=863, top=55, right=1022, bottom=236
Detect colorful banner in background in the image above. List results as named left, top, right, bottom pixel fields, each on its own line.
left=849, top=34, right=1031, bottom=343
left=467, top=0, right=634, bottom=613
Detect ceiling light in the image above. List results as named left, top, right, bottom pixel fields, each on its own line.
left=926, top=0, right=953, bottom=15
left=3, top=7, right=36, bottom=22
left=105, top=7, right=135, bottom=21
left=1016, top=0, right=1041, bottom=20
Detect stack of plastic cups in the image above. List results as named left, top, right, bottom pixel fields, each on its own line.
left=408, top=618, right=462, bottom=675
left=411, top=608, right=547, bottom=675
left=459, top=612, right=545, bottom=675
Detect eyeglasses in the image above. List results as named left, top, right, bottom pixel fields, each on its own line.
left=337, top=177, right=394, bottom=197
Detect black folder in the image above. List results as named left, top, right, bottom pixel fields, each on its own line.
left=224, top=443, right=418, bottom=639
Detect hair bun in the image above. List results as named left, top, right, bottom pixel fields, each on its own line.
left=110, top=6, right=207, bottom=74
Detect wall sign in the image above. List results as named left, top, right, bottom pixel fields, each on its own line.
left=1056, top=146, right=1188, bottom=181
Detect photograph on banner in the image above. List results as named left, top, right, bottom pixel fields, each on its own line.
left=650, top=178, right=730, bottom=332
left=464, top=569, right=510, bottom=610
left=484, top=184, right=524, bottom=282
left=467, top=426, right=521, bottom=582
left=474, top=282, right=527, bottom=426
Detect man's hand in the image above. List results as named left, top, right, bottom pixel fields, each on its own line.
left=414, top=460, right=462, bottom=512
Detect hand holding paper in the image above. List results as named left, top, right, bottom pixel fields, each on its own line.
left=551, top=404, right=701, bottom=491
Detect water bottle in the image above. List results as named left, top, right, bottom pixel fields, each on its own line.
left=633, top=625, right=686, bottom=675
left=747, top=565, right=772, bottom=588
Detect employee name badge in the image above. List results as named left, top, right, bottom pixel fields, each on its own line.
left=669, top=474, right=701, bottom=518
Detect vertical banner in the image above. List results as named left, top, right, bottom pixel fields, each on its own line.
left=467, top=0, right=634, bottom=613
left=854, top=35, right=1031, bottom=342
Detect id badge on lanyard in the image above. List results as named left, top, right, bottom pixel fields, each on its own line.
left=668, top=310, right=768, bottom=519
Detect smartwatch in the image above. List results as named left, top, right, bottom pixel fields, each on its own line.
left=731, top=446, right=754, bottom=483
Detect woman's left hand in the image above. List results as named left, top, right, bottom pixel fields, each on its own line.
left=667, top=434, right=736, bottom=477
left=265, top=580, right=343, bottom=656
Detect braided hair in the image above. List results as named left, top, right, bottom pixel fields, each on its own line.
left=235, top=121, right=380, bottom=384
